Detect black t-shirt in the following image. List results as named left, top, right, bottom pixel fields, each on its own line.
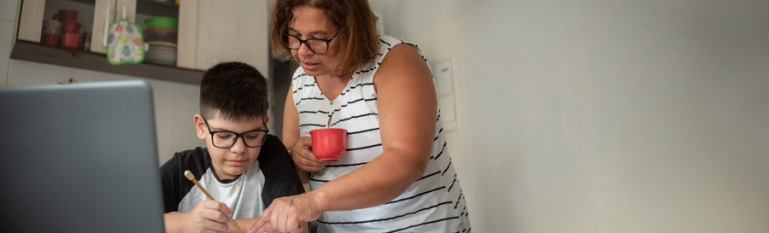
left=160, top=134, right=304, bottom=214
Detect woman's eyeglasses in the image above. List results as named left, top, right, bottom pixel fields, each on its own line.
left=283, top=31, right=339, bottom=55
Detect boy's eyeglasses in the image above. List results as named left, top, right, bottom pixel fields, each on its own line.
left=202, top=118, right=269, bottom=148
left=283, top=31, right=339, bottom=55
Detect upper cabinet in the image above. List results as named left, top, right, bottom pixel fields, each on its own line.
left=195, top=0, right=269, bottom=77
left=13, top=0, right=270, bottom=83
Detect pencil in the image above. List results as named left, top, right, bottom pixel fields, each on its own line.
left=184, top=170, right=241, bottom=230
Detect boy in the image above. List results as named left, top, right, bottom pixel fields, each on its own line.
left=160, top=62, right=305, bottom=233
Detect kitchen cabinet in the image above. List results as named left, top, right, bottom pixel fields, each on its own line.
left=12, top=0, right=271, bottom=84
left=90, top=0, right=136, bottom=54
left=19, top=0, right=143, bottom=53
left=194, top=0, right=269, bottom=75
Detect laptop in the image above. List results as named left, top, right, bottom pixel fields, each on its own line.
left=0, top=80, right=165, bottom=233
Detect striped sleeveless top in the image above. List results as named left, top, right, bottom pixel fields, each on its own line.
left=291, top=35, right=471, bottom=232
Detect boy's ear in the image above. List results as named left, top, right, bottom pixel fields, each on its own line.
left=194, top=114, right=207, bottom=140
left=264, top=116, right=269, bottom=125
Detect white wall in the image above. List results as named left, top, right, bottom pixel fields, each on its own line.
left=1, top=0, right=204, bottom=164
left=370, top=0, right=769, bottom=232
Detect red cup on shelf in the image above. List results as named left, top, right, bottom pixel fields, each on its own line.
left=61, top=32, right=81, bottom=49
left=41, top=33, right=60, bottom=46
left=309, top=128, right=347, bottom=161
left=57, top=9, right=78, bottom=22
left=61, top=21, right=80, bottom=34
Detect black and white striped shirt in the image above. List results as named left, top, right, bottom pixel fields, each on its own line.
left=292, top=35, right=471, bottom=232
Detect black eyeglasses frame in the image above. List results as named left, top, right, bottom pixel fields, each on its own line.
left=283, top=31, right=340, bottom=55
left=202, top=118, right=269, bottom=148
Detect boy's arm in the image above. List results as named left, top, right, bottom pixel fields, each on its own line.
left=236, top=218, right=308, bottom=233
left=163, top=200, right=234, bottom=233
left=226, top=217, right=310, bottom=233
left=165, top=213, right=256, bottom=233
left=163, top=212, right=185, bottom=233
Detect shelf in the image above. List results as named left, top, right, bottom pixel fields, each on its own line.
left=10, top=40, right=203, bottom=85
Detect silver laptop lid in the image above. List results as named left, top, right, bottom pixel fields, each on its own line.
left=0, top=80, right=164, bottom=233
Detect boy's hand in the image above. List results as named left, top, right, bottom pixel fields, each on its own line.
left=291, top=136, right=327, bottom=172
left=181, top=200, right=233, bottom=233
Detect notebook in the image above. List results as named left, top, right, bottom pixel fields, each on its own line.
left=0, top=80, right=164, bottom=232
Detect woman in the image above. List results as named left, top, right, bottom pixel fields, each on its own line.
left=250, top=0, right=471, bottom=232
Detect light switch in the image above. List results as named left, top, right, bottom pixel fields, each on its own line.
left=431, top=59, right=458, bottom=132
left=439, top=94, right=458, bottom=132
left=433, top=60, right=454, bottom=96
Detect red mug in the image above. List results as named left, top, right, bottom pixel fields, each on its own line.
left=309, top=128, right=347, bottom=161
left=56, top=9, right=78, bottom=22
left=61, top=32, right=80, bottom=49
left=41, top=33, right=60, bottom=46
left=61, top=21, right=80, bottom=33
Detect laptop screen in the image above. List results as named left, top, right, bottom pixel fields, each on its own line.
left=0, top=80, right=165, bottom=233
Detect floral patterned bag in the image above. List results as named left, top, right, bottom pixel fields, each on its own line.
left=106, top=18, right=145, bottom=65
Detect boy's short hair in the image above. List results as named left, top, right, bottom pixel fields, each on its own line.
left=199, top=61, right=268, bottom=121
